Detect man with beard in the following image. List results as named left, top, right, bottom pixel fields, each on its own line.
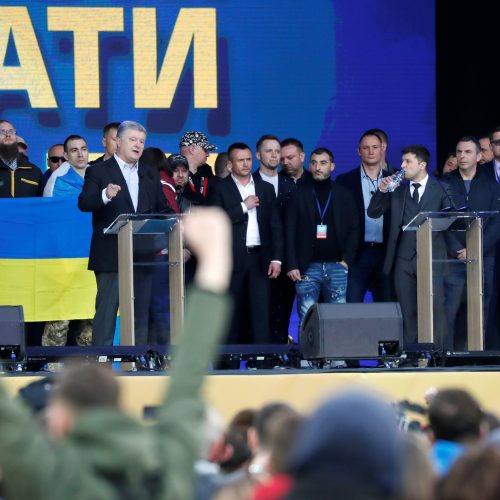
left=0, top=120, right=42, bottom=197
left=280, top=138, right=312, bottom=184
left=286, top=147, right=359, bottom=330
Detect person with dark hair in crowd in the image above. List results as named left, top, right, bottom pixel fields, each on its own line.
left=280, top=138, right=311, bottom=184
left=0, top=119, right=42, bottom=197
left=89, top=122, right=120, bottom=165
left=437, top=445, right=500, bottom=500
left=443, top=136, right=500, bottom=350
left=252, top=411, right=303, bottom=500
left=214, top=152, right=230, bottom=179
left=428, top=388, right=484, bottom=475
left=479, top=132, right=494, bottom=165
left=481, top=125, right=500, bottom=181
left=0, top=206, right=233, bottom=500
left=247, top=402, right=297, bottom=477
left=439, top=152, right=458, bottom=176
left=286, top=147, right=359, bottom=329
left=136, top=146, right=178, bottom=345
left=481, top=126, right=500, bottom=346
left=141, top=146, right=179, bottom=212
left=335, top=130, right=393, bottom=303
left=209, top=142, right=283, bottom=345
left=367, top=144, right=451, bottom=347
left=254, top=134, right=296, bottom=343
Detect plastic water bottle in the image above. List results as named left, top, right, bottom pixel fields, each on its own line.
left=386, top=169, right=405, bottom=192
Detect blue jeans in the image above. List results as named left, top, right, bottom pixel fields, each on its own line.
left=295, top=262, right=348, bottom=328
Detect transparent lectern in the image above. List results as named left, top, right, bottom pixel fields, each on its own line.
left=104, top=214, right=184, bottom=345
left=403, top=211, right=498, bottom=351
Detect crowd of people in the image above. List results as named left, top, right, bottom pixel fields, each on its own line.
left=1, top=205, right=499, bottom=499
left=1, top=118, right=499, bottom=352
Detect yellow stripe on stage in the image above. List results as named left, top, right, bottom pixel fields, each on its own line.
left=0, top=258, right=96, bottom=322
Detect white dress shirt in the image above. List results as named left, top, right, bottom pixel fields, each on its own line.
left=410, top=174, right=429, bottom=201
left=231, top=174, right=261, bottom=246
left=102, top=154, right=139, bottom=211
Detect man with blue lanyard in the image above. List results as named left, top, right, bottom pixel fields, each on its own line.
left=286, top=147, right=360, bottom=329
left=336, top=130, right=394, bottom=303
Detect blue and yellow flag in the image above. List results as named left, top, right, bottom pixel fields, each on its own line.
left=0, top=198, right=96, bottom=321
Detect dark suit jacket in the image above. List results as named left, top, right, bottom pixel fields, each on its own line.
left=443, top=168, right=500, bottom=257
left=253, top=170, right=296, bottom=217
left=285, top=180, right=360, bottom=273
left=479, top=161, right=497, bottom=182
left=208, top=175, right=283, bottom=273
left=78, top=156, right=168, bottom=272
left=335, top=167, right=391, bottom=256
left=367, top=175, right=451, bottom=274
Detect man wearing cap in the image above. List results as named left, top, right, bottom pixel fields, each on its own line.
left=0, top=119, right=42, bottom=197
left=209, top=142, right=283, bottom=344
left=179, top=131, right=216, bottom=198
left=168, top=154, right=205, bottom=212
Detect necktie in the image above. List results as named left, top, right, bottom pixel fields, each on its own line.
left=412, top=183, right=421, bottom=204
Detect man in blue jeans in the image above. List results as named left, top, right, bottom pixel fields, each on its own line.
left=286, top=147, right=360, bottom=328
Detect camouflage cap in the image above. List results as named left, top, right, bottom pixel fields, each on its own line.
left=179, top=131, right=217, bottom=151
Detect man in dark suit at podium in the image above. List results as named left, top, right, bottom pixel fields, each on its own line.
left=208, top=142, right=283, bottom=344
left=444, top=136, right=500, bottom=349
left=78, top=121, right=168, bottom=346
left=368, top=145, right=450, bottom=347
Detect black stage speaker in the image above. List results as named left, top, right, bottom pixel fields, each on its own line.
left=0, top=306, right=25, bottom=360
left=300, top=302, right=403, bottom=359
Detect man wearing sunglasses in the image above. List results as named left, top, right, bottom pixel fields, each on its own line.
left=0, top=119, right=42, bottom=197
left=40, top=144, right=65, bottom=191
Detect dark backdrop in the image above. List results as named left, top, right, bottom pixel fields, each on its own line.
left=436, top=0, right=500, bottom=165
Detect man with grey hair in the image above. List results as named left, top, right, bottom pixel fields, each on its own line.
left=79, top=120, right=169, bottom=345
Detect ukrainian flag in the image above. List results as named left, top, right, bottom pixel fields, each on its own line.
left=0, top=198, right=96, bottom=321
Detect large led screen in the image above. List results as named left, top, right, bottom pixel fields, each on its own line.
left=1, top=0, right=436, bottom=173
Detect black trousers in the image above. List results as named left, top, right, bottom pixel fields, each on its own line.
left=347, top=243, right=393, bottom=302
left=394, top=256, right=446, bottom=350
left=228, top=250, right=271, bottom=344
left=269, top=272, right=296, bottom=343
left=93, top=268, right=153, bottom=346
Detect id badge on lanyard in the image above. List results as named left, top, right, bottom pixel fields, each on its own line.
left=316, top=224, right=327, bottom=239
left=314, top=190, right=332, bottom=240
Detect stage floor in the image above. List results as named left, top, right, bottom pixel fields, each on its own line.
left=3, top=367, right=500, bottom=421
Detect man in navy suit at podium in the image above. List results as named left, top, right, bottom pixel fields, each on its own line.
left=79, top=121, right=168, bottom=346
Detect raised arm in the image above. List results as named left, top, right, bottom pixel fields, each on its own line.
left=155, top=207, right=233, bottom=500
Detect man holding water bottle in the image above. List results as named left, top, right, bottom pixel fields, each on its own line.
left=367, top=145, right=451, bottom=349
